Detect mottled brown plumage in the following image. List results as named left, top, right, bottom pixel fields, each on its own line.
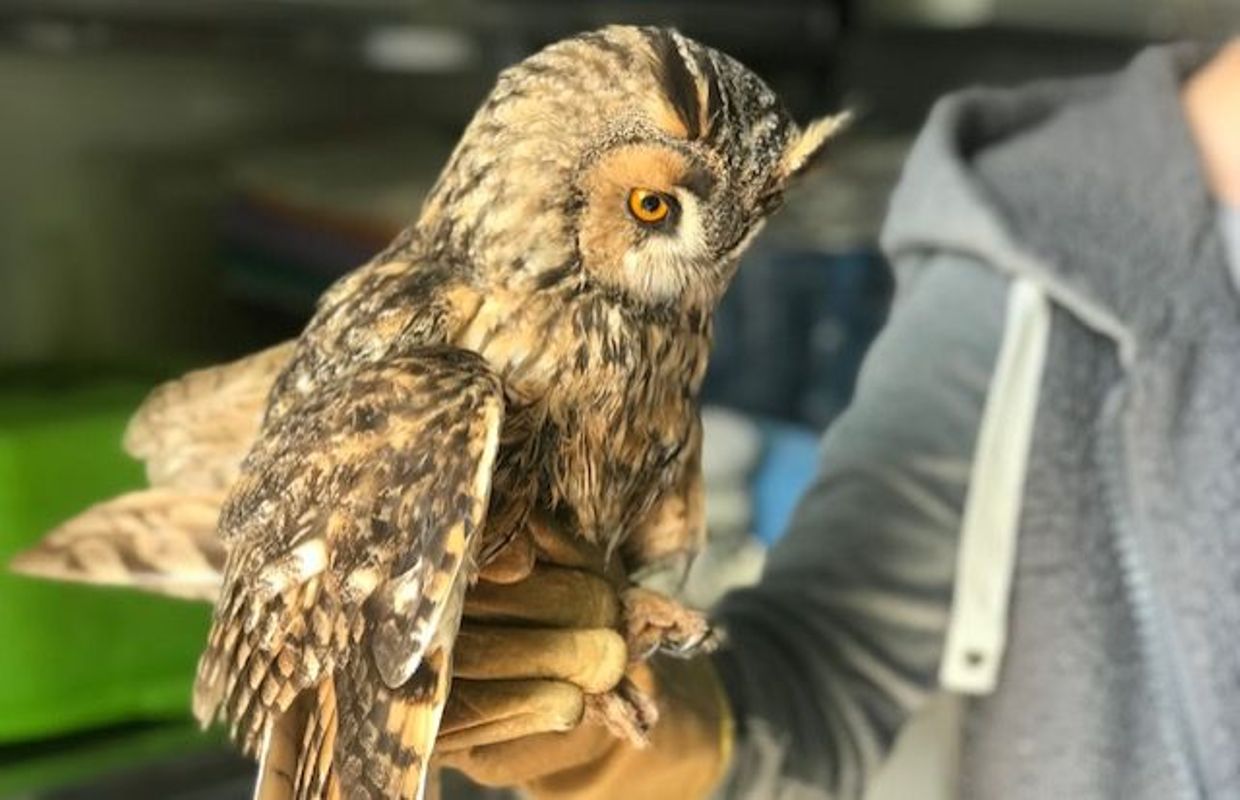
left=11, top=24, right=846, bottom=800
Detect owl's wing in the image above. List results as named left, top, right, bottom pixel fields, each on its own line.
left=194, top=347, right=503, bottom=800
left=7, top=343, right=295, bottom=599
left=8, top=488, right=226, bottom=602
left=125, top=341, right=296, bottom=490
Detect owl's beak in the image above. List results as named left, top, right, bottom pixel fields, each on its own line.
left=777, top=110, right=853, bottom=185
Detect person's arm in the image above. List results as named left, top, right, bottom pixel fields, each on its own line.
left=713, top=253, right=1009, bottom=798
left=1183, top=39, right=1240, bottom=206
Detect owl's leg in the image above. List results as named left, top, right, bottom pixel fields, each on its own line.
left=585, top=675, right=661, bottom=746
left=621, top=585, right=720, bottom=659
left=583, top=586, right=718, bottom=745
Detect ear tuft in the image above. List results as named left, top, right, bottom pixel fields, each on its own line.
left=780, top=110, right=854, bottom=181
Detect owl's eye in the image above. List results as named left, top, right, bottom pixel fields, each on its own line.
left=627, top=188, right=674, bottom=225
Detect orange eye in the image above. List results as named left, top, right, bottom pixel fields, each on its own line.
left=628, top=188, right=672, bottom=224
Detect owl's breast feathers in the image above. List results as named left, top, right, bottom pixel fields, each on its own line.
left=457, top=272, right=712, bottom=549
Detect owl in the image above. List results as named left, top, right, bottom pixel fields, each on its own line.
left=11, top=24, right=845, bottom=800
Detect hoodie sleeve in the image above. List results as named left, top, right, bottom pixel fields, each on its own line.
left=711, top=252, right=1010, bottom=799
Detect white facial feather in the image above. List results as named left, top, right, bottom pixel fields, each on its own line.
left=620, top=189, right=710, bottom=302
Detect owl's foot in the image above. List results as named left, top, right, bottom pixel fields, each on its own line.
left=621, top=586, right=720, bottom=661
left=585, top=676, right=659, bottom=747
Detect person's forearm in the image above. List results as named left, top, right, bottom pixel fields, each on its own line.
left=711, top=256, right=1010, bottom=798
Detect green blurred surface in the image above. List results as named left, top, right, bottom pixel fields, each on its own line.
left=0, top=377, right=211, bottom=744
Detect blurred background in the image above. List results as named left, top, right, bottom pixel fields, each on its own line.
left=0, top=0, right=1236, bottom=797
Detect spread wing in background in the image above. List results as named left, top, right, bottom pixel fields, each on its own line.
left=193, top=346, right=503, bottom=800
left=8, top=488, right=227, bottom=602
left=9, top=343, right=294, bottom=601
left=125, top=341, right=296, bottom=491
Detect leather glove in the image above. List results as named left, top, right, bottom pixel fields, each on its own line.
left=437, top=519, right=734, bottom=799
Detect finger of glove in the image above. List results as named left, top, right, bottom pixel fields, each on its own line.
left=439, top=679, right=583, bottom=752
left=454, top=627, right=627, bottom=694
left=437, top=723, right=616, bottom=787
left=478, top=528, right=536, bottom=584
left=463, top=564, right=619, bottom=629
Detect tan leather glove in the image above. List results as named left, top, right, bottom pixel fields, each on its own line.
left=437, top=520, right=733, bottom=799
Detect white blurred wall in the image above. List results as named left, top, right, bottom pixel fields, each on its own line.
left=872, top=0, right=1240, bottom=35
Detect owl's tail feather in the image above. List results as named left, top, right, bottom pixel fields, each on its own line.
left=255, top=685, right=332, bottom=800
left=251, top=679, right=342, bottom=800
left=253, top=648, right=450, bottom=800
left=293, top=681, right=341, bottom=800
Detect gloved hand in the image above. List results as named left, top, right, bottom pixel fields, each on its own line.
left=437, top=519, right=733, bottom=799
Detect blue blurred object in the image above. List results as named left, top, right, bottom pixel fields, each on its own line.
left=708, top=246, right=892, bottom=546
left=751, top=421, right=821, bottom=546
left=704, top=246, right=892, bottom=429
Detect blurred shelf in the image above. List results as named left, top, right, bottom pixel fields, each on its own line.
left=0, top=1, right=475, bottom=72
left=465, top=0, right=844, bottom=47
left=0, top=0, right=851, bottom=87
left=867, top=0, right=1239, bottom=38
left=0, top=1, right=422, bottom=24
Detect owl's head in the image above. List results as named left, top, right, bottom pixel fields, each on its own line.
left=418, top=26, right=848, bottom=311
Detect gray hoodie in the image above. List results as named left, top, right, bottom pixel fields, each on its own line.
left=713, top=44, right=1240, bottom=800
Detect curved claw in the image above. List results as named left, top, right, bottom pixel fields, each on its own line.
left=621, top=585, right=717, bottom=662
left=659, top=623, right=721, bottom=659
left=586, top=678, right=659, bottom=747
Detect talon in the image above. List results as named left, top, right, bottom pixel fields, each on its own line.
left=621, top=586, right=716, bottom=662
left=586, top=679, right=658, bottom=747
left=658, top=622, right=719, bottom=658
